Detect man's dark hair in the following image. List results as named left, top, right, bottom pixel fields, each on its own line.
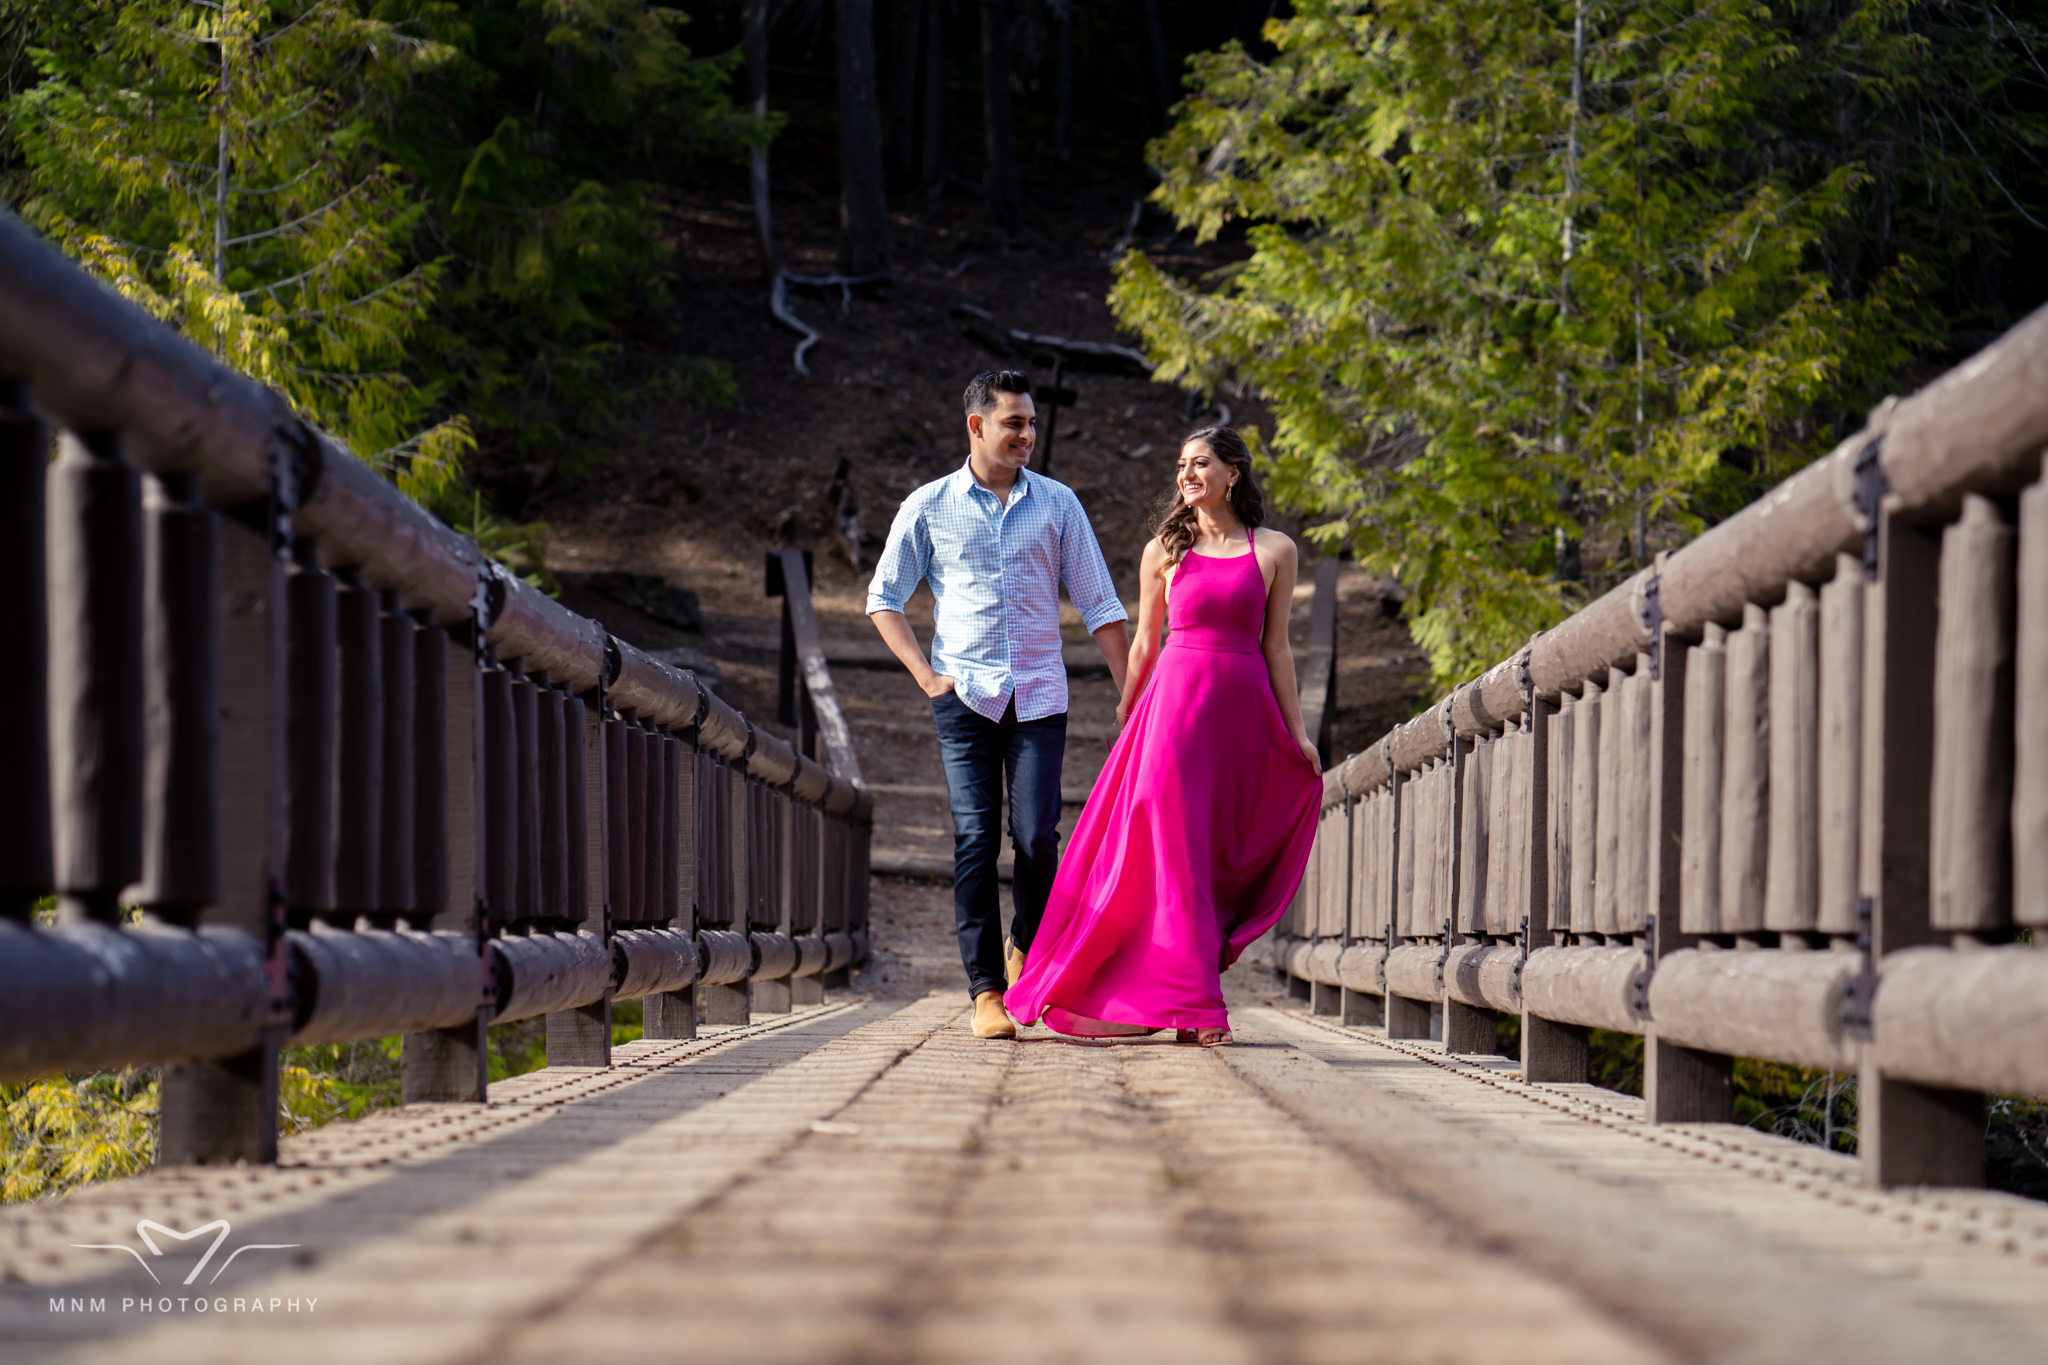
left=963, top=369, right=1032, bottom=418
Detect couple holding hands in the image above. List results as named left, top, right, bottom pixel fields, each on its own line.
left=866, top=370, right=1321, bottom=1046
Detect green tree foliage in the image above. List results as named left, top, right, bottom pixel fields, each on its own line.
left=9, top=0, right=475, bottom=506
left=3, top=0, right=752, bottom=573
left=368, top=0, right=749, bottom=468
left=1, top=1070, right=157, bottom=1202
left=1112, top=0, right=2048, bottom=685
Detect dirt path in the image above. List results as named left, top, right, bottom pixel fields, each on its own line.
left=525, top=163, right=1432, bottom=1005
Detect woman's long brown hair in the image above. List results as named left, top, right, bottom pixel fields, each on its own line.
left=1154, top=426, right=1266, bottom=576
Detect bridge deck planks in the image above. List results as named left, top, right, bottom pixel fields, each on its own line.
left=4, top=998, right=2047, bottom=1364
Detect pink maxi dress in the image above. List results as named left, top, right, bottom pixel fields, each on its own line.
left=1006, top=529, right=1321, bottom=1036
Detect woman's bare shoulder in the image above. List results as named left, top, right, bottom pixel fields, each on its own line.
left=1257, top=528, right=1299, bottom=567
left=1139, top=535, right=1169, bottom=568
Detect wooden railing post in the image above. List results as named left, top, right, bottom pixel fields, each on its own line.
left=749, top=776, right=793, bottom=1014
left=769, top=549, right=863, bottom=784
left=402, top=621, right=488, bottom=1104
left=332, top=572, right=382, bottom=923
left=47, top=430, right=144, bottom=926
left=0, top=390, right=49, bottom=921
left=136, top=472, right=219, bottom=925
left=0, top=225, right=878, bottom=1130
left=512, top=666, right=543, bottom=923
left=645, top=726, right=699, bottom=1037
left=546, top=683, right=611, bottom=1066
left=821, top=803, right=851, bottom=991
left=1444, top=722, right=1494, bottom=1054
left=284, top=540, right=336, bottom=922
left=2017, top=457, right=2048, bottom=936
left=1859, top=510, right=1983, bottom=1187
left=699, top=756, right=749, bottom=1025
left=377, top=593, right=417, bottom=926
left=157, top=474, right=281, bottom=1166
left=788, top=788, right=824, bottom=1007
left=480, top=654, right=518, bottom=930
left=1644, top=629, right=1733, bottom=1123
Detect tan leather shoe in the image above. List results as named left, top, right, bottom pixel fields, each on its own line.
left=1004, top=938, right=1027, bottom=989
left=972, top=990, right=1017, bottom=1039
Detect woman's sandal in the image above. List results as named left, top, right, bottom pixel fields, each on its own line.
left=1175, top=1029, right=1198, bottom=1044
left=1176, top=1028, right=1233, bottom=1047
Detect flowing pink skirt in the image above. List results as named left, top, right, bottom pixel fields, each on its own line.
left=1006, top=640, right=1321, bottom=1033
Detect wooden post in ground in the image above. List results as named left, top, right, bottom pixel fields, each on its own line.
left=1518, top=694, right=1584, bottom=1081
left=1860, top=510, right=1984, bottom=1187
left=1443, top=1000, right=1496, bottom=1055
left=701, top=982, right=750, bottom=1023
left=1341, top=988, right=1383, bottom=1027
left=404, top=624, right=488, bottom=1103
left=750, top=781, right=793, bottom=1014
left=789, top=793, right=825, bottom=1008
left=159, top=479, right=285, bottom=1163
left=548, top=688, right=612, bottom=1065
left=699, top=758, right=751, bottom=1025
left=1641, top=628, right=1733, bottom=1122
left=1387, top=994, right=1431, bottom=1039
left=646, top=729, right=700, bottom=1038
left=0, top=392, right=49, bottom=922
left=1524, top=1016, right=1590, bottom=1083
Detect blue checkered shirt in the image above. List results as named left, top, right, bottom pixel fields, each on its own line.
left=866, top=462, right=1127, bottom=722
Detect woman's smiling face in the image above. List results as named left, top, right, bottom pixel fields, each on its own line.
left=1176, top=439, right=1235, bottom=511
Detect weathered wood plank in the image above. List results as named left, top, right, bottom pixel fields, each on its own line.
left=1596, top=669, right=1624, bottom=936
left=1620, top=658, right=1654, bottom=934
left=1930, top=494, right=2016, bottom=933
left=1766, top=581, right=1820, bottom=933
left=2018, top=460, right=2048, bottom=927
left=1681, top=624, right=1727, bottom=935
left=1817, top=555, right=1863, bottom=936
left=1571, top=681, right=1602, bottom=935
left=1719, top=603, right=1769, bottom=935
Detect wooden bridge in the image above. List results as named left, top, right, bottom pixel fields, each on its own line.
left=5, top=210, right=2048, bottom=1362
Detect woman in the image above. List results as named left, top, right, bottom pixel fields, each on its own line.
left=1005, top=426, right=1323, bottom=1047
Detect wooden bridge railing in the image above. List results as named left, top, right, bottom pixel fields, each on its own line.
left=0, top=211, right=871, bottom=1165
left=1274, top=301, right=2048, bottom=1189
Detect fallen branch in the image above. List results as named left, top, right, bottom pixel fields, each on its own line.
left=1007, top=328, right=1153, bottom=376
left=768, top=269, right=893, bottom=375
left=1109, top=199, right=1143, bottom=261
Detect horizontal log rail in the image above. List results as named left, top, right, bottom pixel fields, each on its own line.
left=0, top=210, right=872, bottom=1164
left=1274, top=297, right=2048, bottom=1189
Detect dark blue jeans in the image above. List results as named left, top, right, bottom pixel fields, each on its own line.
left=931, top=691, right=1067, bottom=999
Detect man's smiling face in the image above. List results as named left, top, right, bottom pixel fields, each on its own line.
left=969, top=390, right=1036, bottom=472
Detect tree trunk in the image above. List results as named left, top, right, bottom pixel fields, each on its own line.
left=981, top=0, right=1023, bottom=240
left=917, top=0, right=951, bottom=195
left=1139, top=0, right=1170, bottom=132
left=837, top=0, right=893, bottom=274
left=744, top=0, right=775, bottom=273
left=889, top=0, right=922, bottom=186
left=1055, top=1, right=1074, bottom=164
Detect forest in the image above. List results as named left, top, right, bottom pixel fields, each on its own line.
left=3, top=0, right=2048, bottom=1196
left=2, top=0, right=2042, bottom=681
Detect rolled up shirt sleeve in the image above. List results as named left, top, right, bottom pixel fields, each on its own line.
left=866, top=495, right=932, bottom=617
left=1060, top=492, right=1128, bottom=634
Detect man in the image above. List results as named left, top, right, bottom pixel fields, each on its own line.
left=867, top=370, right=1130, bottom=1039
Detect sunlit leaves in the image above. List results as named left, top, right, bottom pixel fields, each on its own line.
left=1109, top=0, right=1980, bottom=686
left=13, top=0, right=465, bottom=484
left=1, top=1071, right=157, bottom=1202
